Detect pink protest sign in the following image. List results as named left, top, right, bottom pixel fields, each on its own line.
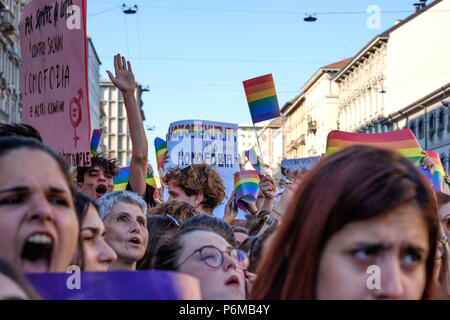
left=19, top=0, right=91, bottom=167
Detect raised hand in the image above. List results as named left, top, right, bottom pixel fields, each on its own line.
left=223, top=191, right=238, bottom=224
left=422, top=155, right=436, bottom=177
left=106, top=54, right=136, bottom=93
left=259, top=173, right=276, bottom=200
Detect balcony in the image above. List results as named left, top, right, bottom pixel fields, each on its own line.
left=0, top=10, right=14, bottom=35
left=308, top=120, right=317, bottom=134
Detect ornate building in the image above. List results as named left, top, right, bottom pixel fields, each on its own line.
left=0, top=0, right=28, bottom=123
left=282, top=58, right=351, bottom=158
left=334, top=0, right=448, bottom=134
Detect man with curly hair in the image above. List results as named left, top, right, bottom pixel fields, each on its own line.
left=163, top=164, right=226, bottom=216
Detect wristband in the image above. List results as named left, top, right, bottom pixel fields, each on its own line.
left=442, top=234, right=448, bottom=246
left=264, top=215, right=274, bottom=225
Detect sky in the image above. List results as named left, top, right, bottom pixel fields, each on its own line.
left=86, top=0, right=423, bottom=170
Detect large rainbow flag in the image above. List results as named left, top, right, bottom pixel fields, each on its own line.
left=326, top=129, right=449, bottom=192
left=234, top=170, right=260, bottom=211
left=114, top=167, right=160, bottom=199
left=154, top=137, right=167, bottom=171
left=243, top=74, right=280, bottom=123
left=90, top=129, right=102, bottom=157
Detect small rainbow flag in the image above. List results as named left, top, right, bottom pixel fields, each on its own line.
left=243, top=74, right=280, bottom=123
left=234, top=170, right=260, bottom=211
left=245, top=148, right=269, bottom=171
left=154, top=137, right=167, bottom=170
left=90, top=129, right=102, bottom=157
left=114, top=167, right=160, bottom=199
left=326, top=129, right=449, bottom=192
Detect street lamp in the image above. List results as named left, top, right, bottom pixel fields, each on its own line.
left=122, top=4, right=138, bottom=14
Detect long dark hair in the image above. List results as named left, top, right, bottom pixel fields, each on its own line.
left=73, top=191, right=99, bottom=270
left=251, top=145, right=439, bottom=300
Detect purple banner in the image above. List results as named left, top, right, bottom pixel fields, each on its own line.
left=26, top=270, right=201, bottom=300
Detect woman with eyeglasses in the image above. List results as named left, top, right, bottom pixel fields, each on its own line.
left=153, top=226, right=253, bottom=300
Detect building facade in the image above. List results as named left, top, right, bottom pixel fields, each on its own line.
left=282, top=58, right=351, bottom=159
left=334, top=0, right=449, bottom=135
left=0, top=0, right=28, bottom=123
left=257, top=117, right=282, bottom=177
left=237, top=121, right=265, bottom=165
left=100, top=81, right=146, bottom=167
left=87, top=35, right=103, bottom=149
left=381, top=83, right=450, bottom=171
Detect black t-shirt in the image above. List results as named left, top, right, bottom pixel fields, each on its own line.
left=126, top=182, right=157, bottom=208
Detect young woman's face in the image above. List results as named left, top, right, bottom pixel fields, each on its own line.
left=177, top=230, right=246, bottom=300
left=104, top=202, right=148, bottom=265
left=0, top=148, right=79, bottom=273
left=78, top=204, right=117, bottom=271
left=316, top=203, right=430, bottom=300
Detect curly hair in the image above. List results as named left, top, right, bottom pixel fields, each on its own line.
left=163, top=164, right=226, bottom=211
left=147, top=200, right=199, bottom=222
left=76, top=154, right=120, bottom=183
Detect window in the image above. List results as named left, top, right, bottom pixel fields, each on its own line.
left=438, top=110, right=444, bottom=129
left=418, top=119, right=424, bottom=138
left=118, top=102, right=124, bottom=117
left=410, top=121, right=416, bottom=135
left=118, top=152, right=124, bottom=166
left=118, top=135, right=123, bottom=150
left=118, top=119, right=124, bottom=133
left=429, top=114, right=435, bottom=131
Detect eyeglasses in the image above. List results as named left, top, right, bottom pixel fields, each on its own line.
left=176, top=245, right=249, bottom=270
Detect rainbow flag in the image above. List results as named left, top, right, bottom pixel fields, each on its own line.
left=326, top=129, right=449, bottom=192
left=90, top=129, right=102, bottom=157
left=114, top=167, right=160, bottom=199
left=154, top=137, right=167, bottom=170
left=245, top=148, right=269, bottom=171
left=243, top=74, right=280, bottom=123
left=234, top=170, right=260, bottom=211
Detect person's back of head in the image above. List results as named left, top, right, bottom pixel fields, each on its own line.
left=180, top=214, right=236, bottom=248
left=0, top=122, right=42, bottom=142
left=137, top=215, right=179, bottom=270
left=147, top=200, right=199, bottom=222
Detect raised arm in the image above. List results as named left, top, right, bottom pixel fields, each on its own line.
left=107, top=54, right=148, bottom=196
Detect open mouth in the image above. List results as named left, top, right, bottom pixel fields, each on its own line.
left=225, top=275, right=240, bottom=288
left=21, top=233, right=53, bottom=273
left=128, top=237, right=141, bottom=246
left=96, top=185, right=107, bottom=197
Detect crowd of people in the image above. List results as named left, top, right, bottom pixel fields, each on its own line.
left=0, top=55, right=448, bottom=300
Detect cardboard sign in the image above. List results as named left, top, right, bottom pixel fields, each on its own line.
left=165, top=120, right=239, bottom=218
left=281, top=157, right=320, bottom=171
left=26, top=270, right=202, bottom=300
left=19, top=0, right=91, bottom=167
